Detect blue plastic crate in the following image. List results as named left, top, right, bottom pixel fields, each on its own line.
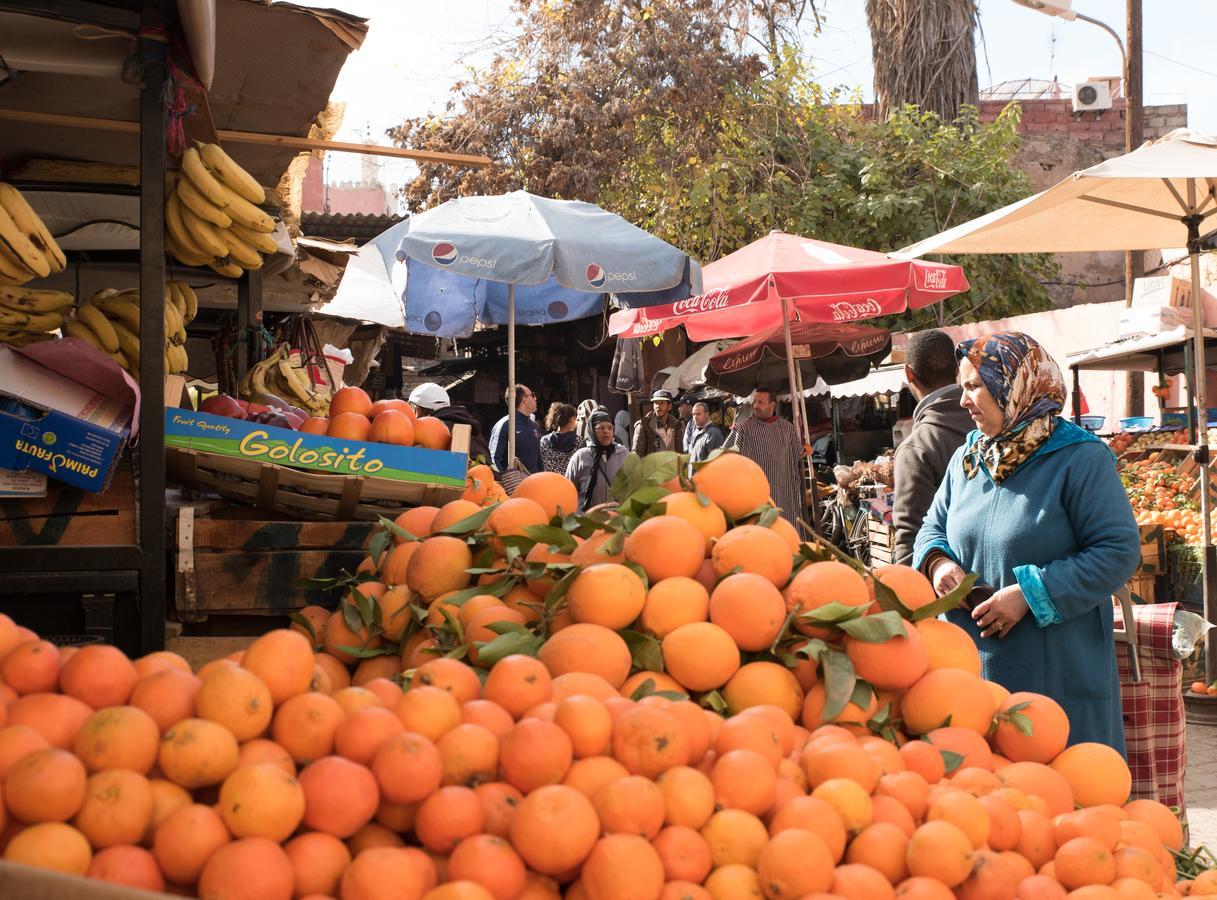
left=1119, top=416, right=1155, bottom=432
left=1079, top=415, right=1106, bottom=432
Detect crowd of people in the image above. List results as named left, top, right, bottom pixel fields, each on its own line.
left=402, top=327, right=1140, bottom=754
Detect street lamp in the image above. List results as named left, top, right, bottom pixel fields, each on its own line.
left=1010, top=0, right=1126, bottom=70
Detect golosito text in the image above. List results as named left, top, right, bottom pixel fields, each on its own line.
left=237, top=430, right=385, bottom=474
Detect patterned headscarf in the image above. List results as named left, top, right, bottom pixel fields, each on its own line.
left=956, top=332, right=1066, bottom=482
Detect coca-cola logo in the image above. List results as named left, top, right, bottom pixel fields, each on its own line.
left=829, top=299, right=883, bottom=322
left=671, top=288, right=731, bottom=316
left=921, top=269, right=949, bottom=290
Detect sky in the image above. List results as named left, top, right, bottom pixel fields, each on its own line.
left=296, top=0, right=1217, bottom=196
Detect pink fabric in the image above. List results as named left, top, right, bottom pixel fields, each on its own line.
left=609, top=232, right=967, bottom=339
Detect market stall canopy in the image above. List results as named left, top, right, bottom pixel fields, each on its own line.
left=708, top=322, right=892, bottom=396
left=806, top=364, right=907, bottom=400
left=609, top=232, right=967, bottom=341
left=896, top=130, right=1217, bottom=257
left=1067, top=327, right=1217, bottom=373
left=661, top=341, right=735, bottom=393
left=0, top=0, right=366, bottom=186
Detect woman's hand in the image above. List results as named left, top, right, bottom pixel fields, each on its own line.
left=971, top=585, right=1030, bottom=639
left=928, top=557, right=966, bottom=598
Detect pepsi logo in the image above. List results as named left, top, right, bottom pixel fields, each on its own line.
left=547, top=301, right=569, bottom=319
left=586, top=264, right=606, bottom=288
left=432, top=242, right=458, bottom=266
left=424, top=311, right=444, bottom=332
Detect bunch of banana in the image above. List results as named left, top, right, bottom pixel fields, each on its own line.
left=0, top=286, right=72, bottom=347
left=165, top=142, right=278, bottom=278
left=239, top=342, right=329, bottom=416
left=0, top=182, right=68, bottom=286
left=64, top=282, right=198, bottom=377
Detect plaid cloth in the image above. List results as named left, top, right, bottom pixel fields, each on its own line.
left=1113, top=601, right=1186, bottom=818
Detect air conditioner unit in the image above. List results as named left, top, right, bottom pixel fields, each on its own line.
left=1073, top=81, right=1112, bottom=113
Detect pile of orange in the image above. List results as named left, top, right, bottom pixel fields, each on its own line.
left=300, top=386, right=453, bottom=450
left=0, top=452, right=1203, bottom=899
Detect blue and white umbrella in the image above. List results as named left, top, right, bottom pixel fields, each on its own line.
left=387, top=191, right=701, bottom=467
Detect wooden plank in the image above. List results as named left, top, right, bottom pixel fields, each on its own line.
left=0, top=508, right=136, bottom=547
left=188, top=549, right=366, bottom=613
left=0, top=109, right=492, bottom=168
left=1, top=466, right=134, bottom=521
left=191, top=519, right=376, bottom=551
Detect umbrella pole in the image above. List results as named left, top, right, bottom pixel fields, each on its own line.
left=778, top=291, right=811, bottom=536
left=792, top=361, right=823, bottom=537
left=1187, top=235, right=1214, bottom=682
left=508, top=283, right=517, bottom=471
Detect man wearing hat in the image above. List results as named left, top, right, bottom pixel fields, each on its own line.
left=631, top=389, right=684, bottom=457
left=406, top=382, right=490, bottom=464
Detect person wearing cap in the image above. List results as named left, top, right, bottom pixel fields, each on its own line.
left=566, top=410, right=629, bottom=510
left=406, top=382, right=490, bottom=464
left=631, top=389, right=684, bottom=457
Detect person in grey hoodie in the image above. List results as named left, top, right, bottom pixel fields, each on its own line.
left=892, top=330, right=976, bottom=565
left=566, top=410, right=630, bottom=511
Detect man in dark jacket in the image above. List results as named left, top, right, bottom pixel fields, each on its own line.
left=892, top=330, right=975, bottom=565
left=631, top=389, right=683, bottom=457
left=686, top=401, right=724, bottom=474
left=489, top=384, right=542, bottom=474
left=407, top=382, right=491, bottom=465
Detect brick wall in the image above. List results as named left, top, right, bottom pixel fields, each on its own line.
left=978, top=98, right=1188, bottom=154
left=299, top=155, right=392, bottom=216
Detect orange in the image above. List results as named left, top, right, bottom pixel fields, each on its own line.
left=437, top=723, right=500, bottom=786
left=4, top=746, right=86, bottom=823
left=1, top=640, right=61, bottom=695
left=653, top=825, right=713, bottom=884
left=997, top=762, right=1074, bottom=817
left=395, top=504, right=439, bottom=539
left=873, top=564, right=937, bottom=611
left=144, top=778, right=192, bottom=842
left=272, top=692, right=344, bottom=765
left=216, top=764, right=306, bottom=842
left=57, top=645, right=138, bottom=709
left=284, top=831, right=352, bottom=898
left=462, top=699, right=515, bottom=740
left=3, top=822, right=92, bottom=875
left=73, top=768, right=153, bottom=848
left=486, top=497, right=549, bottom=552
left=483, top=654, right=553, bottom=719
left=554, top=695, right=613, bottom=758
left=195, top=663, right=274, bottom=742
left=979, top=791, right=1024, bottom=851
left=594, top=774, right=666, bottom=838
left=992, top=692, right=1070, bottom=764
left=710, top=524, right=793, bottom=588
left=538, top=623, right=632, bottom=688
left=845, top=618, right=929, bottom=691
left=1054, top=836, right=1117, bottom=889
left=801, top=740, right=881, bottom=793
left=448, top=833, right=529, bottom=900
left=906, top=819, right=974, bottom=887
left=926, top=726, right=995, bottom=772
left=152, top=803, right=231, bottom=884
left=1054, top=808, right=1121, bottom=851
left=927, top=789, right=991, bottom=849
left=567, top=564, right=648, bottom=630
left=877, top=769, right=932, bottom=821
left=86, top=845, right=165, bottom=892
left=620, top=670, right=687, bottom=700
left=514, top=471, right=580, bottom=520
left=915, top=618, right=982, bottom=675
left=901, top=668, right=996, bottom=736
left=800, top=683, right=879, bottom=733
left=413, top=416, right=452, bottom=450
left=563, top=756, right=630, bottom=800
left=370, top=408, right=416, bottom=445
left=158, top=717, right=239, bottom=790
left=811, top=777, right=874, bottom=834
left=722, top=662, right=803, bottom=719
left=660, top=492, right=728, bottom=553
left=394, top=685, right=462, bottom=742
left=640, top=577, right=710, bottom=639
left=373, top=731, right=443, bottom=804
left=612, top=705, right=691, bottom=778
left=130, top=668, right=201, bottom=734
left=756, top=827, right=835, bottom=899
left=433, top=499, right=484, bottom=532
left=571, top=529, right=627, bottom=566
left=700, top=808, right=770, bottom=868
left=500, top=718, right=574, bottom=792
left=691, top=452, right=770, bottom=519
left=711, top=748, right=777, bottom=816
left=662, top=622, right=740, bottom=692
left=657, top=765, right=716, bottom=830
left=1014, top=809, right=1059, bottom=870
left=298, top=755, right=378, bottom=839
left=509, top=784, right=600, bottom=875
left=73, top=705, right=159, bottom=773
left=236, top=738, right=296, bottom=776
left=7, top=692, right=93, bottom=749
left=581, top=833, right=665, bottom=900
left=550, top=671, right=619, bottom=702
left=197, top=837, right=294, bottom=900
left=784, top=562, right=870, bottom=636
left=1050, top=742, right=1133, bottom=808
left=413, top=657, right=483, bottom=704
left=832, top=862, right=897, bottom=900
left=328, top=410, right=371, bottom=441
left=769, top=795, right=847, bottom=863
left=330, top=386, right=373, bottom=417
left=408, top=536, right=475, bottom=599
left=845, top=821, right=909, bottom=882
left=703, top=863, right=763, bottom=899
left=241, top=628, right=315, bottom=705
left=625, top=515, right=707, bottom=582
left=709, top=573, right=786, bottom=651
left=1122, top=798, right=1184, bottom=851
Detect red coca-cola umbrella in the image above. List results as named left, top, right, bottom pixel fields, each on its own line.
left=609, top=231, right=968, bottom=341
left=708, top=322, right=892, bottom=396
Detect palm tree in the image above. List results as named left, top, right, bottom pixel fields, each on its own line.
left=866, top=0, right=980, bottom=121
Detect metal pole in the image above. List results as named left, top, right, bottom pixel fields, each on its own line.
left=1124, top=0, right=1145, bottom=416
left=1184, top=193, right=1213, bottom=681
left=777, top=283, right=810, bottom=533
left=507, top=283, right=517, bottom=471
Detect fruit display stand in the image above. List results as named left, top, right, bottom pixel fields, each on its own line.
left=172, top=500, right=377, bottom=623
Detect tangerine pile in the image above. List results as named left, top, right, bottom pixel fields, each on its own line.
left=0, top=451, right=1202, bottom=900
left=304, top=386, right=453, bottom=450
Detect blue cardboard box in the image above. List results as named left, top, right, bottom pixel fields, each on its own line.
left=164, top=408, right=467, bottom=486
left=0, top=344, right=136, bottom=494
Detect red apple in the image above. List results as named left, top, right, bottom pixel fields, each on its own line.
left=200, top=394, right=248, bottom=420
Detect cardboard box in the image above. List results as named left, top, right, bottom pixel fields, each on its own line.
left=0, top=467, right=47, bottom=498
left=0, top=341, right=138, bottom=493
left=164, top=408, right=467, bottom=487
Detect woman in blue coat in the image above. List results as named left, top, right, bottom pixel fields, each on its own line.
left=914, top=332, right=1140, bottom=753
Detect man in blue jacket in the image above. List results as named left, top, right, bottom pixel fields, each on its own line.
left=490, top=384, right=542, bottom=474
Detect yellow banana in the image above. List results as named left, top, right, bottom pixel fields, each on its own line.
left=218, top=226, right=262, bottom=269
left=0, top=202, right=49, bottom=278
left=0, top=241, right=35, bottom=284
left=170, top=342, right=189, bottom=373
left=275, top=359, right=312, bottom=403
left=229, top=222, right=278, bottom=256
left=110, top=349, right=130, bottom=371
left=180, top=204, right=229, bottom=259
left=74, top=303, right=120, bottom=353
left=176, top=174, right=233, bottom=229
left=97, top=296, right=141, bottom=333
left=177, top=282, right=198, bottom=323
left=166, top=233, right=213, bottom=268
left=200, top=143, right=265, bottom=205
left=0, top=287, right=73, bottom=312
left=0, top=309, right=62, bottom=331
left=209, top=260, right=243, bottom=278
left=112, top=321, right=140, bottom=369
left=63, top=318, right=104, bottom=350
left=0, top=183, right=66, bottom=272
left=164, top=298, right=186, bottom=344
left=166, top=283, right=187, bottom=324
left=180, top=147, right=231, bottom=209
left=165, top=191, right=213, bottom=263
left=213, top=183, right=275, bottom=233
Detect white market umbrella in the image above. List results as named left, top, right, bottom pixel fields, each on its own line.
left=898, top=128, right=1217, bottom=678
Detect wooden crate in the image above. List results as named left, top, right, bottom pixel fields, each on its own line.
left=0, top=458, right=135, bottom=547
left=174, top=508, right=377, bottom=621
left=1126, top=571, right=1158, bottom=605
left=867, top=518, right=895, bottom=565
left=1138, top=524, right=1166, bottom=574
